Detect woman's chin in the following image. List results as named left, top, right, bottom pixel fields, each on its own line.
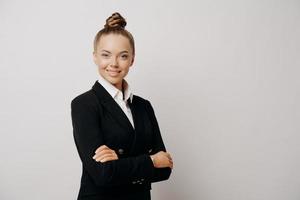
left=106, top=77, right=122, bottom=85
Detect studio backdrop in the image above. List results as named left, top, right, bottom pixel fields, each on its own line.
left=0, top=0, right=299, bottom=199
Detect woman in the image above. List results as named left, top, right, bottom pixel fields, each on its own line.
left=71, top=13, right=173, bottom=200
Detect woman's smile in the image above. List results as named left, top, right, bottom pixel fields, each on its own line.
left=106, top=69, right=121, bottom=77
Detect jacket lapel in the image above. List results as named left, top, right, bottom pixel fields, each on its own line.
left=128, top=100, right=145, bottom=153
left=91, top=80, right=135, bottom=132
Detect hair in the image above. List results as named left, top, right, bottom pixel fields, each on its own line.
left=93, top=12, right=135, bottom=55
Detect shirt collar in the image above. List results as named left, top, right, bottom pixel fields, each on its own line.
left=98, top=75, right=133, bottom=103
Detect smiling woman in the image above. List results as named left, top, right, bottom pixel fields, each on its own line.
left=93, top=33, right=134, bottom=91
left=71, top=12, right=173, bottom=200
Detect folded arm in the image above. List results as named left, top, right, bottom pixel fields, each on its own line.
left=71, top=98, right=155, bottom=187
left=145, top=100, right=173, bottom=183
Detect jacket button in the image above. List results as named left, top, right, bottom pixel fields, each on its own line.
left=118, top=149, right=124, bottom=155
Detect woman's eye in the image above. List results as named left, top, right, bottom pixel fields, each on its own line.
left=121, top=55, right=128, bottom=59
left=101, top=54, right=109, bottom=57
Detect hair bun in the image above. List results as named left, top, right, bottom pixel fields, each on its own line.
left=104, top=12, right=127, bottom=29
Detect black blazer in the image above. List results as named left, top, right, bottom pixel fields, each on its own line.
left=71, top=80, right=172, bottom=200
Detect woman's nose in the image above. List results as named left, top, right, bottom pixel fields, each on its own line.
left=110, top=57, right=118, bottom=67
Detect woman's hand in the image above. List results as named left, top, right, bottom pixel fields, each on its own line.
left=92, top=145, right=118, bottom=163
left=150, top=151, right=173, bottom=169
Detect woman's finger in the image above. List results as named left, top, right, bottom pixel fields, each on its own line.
left=95, top=145, right=109, bottom=154
left=96, top=155, right=113, bottom=162
left=94, top=152, right=115, bottom=161
left=93, top=149, right=113, bottom=159
left=95, top=150, right=118, bottom=161
left=99, top=155, right=118, bottom=163
left=169, top=160, right=173, bottom=168
left=166, top=154, right=172, bottom=161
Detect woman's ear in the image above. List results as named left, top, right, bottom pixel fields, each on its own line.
left=93, top=51, right=98, bottom=65
left=130, top=55, right=135, bottom=66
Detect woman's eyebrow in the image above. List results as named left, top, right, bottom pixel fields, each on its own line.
left=100, top=50, right=129, bottom=54
left=100, top=50, right=111, bottom=53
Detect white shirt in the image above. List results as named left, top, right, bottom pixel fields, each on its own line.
left=98, top=75, right=135, bottom=129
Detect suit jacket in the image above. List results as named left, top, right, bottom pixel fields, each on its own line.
left=71, top=80, right=172, bottom=200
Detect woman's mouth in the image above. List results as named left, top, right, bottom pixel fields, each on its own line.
left=106, top=69, right=121, bottom=77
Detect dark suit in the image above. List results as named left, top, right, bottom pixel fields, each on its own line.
left=71, top=80, right=172, bottom=200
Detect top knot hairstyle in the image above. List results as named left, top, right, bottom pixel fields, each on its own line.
left=93, top=12, right=135, bottom=55
left=104, top=12, right=127, bottom=29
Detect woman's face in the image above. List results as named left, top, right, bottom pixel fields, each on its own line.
left=93, top=34, right=134, bottom=90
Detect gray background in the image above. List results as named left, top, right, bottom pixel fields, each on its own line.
left=1, top=0, right=299, bottom=199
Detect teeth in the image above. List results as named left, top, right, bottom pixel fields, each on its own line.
left=107, top=70, right=120, bottom=73
left=107, top=70, right=120, bottom=77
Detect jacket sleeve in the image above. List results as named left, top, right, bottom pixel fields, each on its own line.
left=145, top=100, right=172, bottom=183
left=71, top=98, right=155, bottom=187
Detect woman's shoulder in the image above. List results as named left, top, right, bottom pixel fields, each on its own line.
left=133, top=95, right=157, bottom=117
left=132, top=95, right=154, bottom=110
left=71, top=89, right=98, bottom=108
left=132, top=94, right=150, bottom=104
